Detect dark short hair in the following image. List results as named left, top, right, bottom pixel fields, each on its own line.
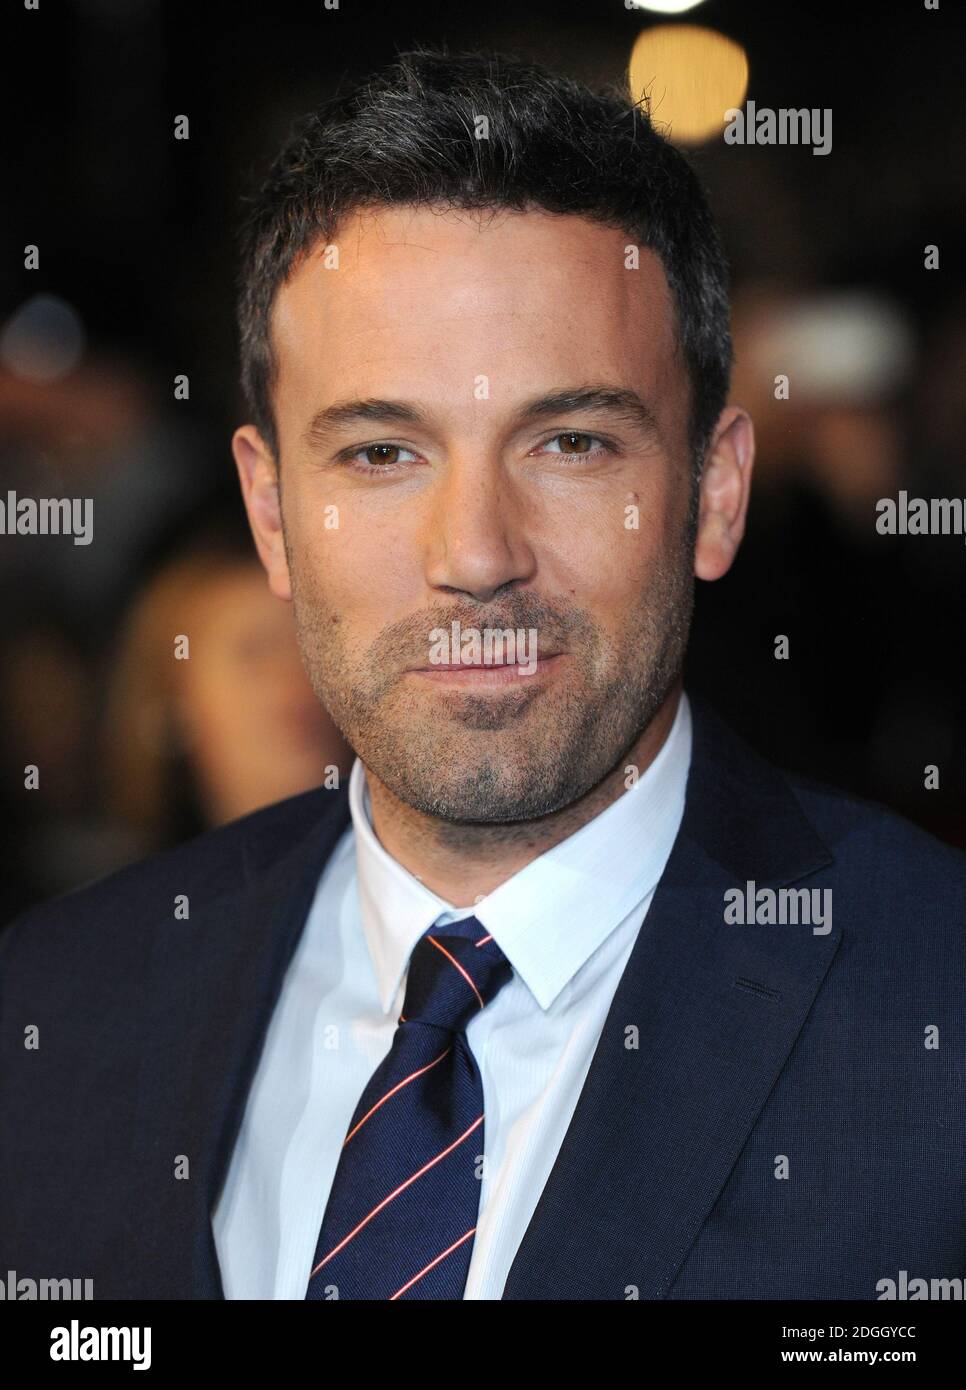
left=236, top=45, right=733, bottom=474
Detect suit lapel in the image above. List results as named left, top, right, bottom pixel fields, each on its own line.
left=501, top=696, right=840, bottom=1299
left=127, top=785, right=351, bottom=1299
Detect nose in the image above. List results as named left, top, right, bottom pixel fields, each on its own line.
left=422, top=450, right=536, bottom=603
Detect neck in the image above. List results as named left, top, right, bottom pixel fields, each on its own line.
left=363, top=681, right=682, bottom=906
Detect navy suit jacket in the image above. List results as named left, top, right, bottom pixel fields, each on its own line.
left=2, top=694, right=964, bottom=1300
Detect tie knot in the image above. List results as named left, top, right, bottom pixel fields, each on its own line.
left=401, top=915, right=512, bottom=1035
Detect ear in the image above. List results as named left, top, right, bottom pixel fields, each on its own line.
left=693, top=405, right=755, bottom=582
left=232, top=425, right=292, bottom=602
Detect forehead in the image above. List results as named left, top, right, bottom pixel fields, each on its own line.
left=269, top=204, right=685, bottom=437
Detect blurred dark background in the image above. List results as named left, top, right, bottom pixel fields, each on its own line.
left=2, top=0, right=965, bottom=922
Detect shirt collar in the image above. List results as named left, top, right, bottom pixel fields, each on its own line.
left=351, top=690, right=692, bottom=1013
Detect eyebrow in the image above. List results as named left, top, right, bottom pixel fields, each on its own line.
left=300, top=385, right=661, bottom=450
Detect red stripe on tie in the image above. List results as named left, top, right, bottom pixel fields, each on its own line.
left=343, top=1046, right=451, bottom=1146
left=427, top=935, right=484, bottom=1008
left=389, top=1227, right=477, bottom=1300
left=310, top=1113, right=484, bottom=1276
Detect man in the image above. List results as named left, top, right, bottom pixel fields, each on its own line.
left=2, top=47, right=964, bottom=1302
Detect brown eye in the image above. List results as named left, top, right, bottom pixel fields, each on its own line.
left=345, top=442, right=421, bottom=471
left=365, top=444, right=401, bottom=466
left=543, top=431, right=607, bottom=456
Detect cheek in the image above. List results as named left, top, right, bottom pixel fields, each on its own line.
left=292, top=500, right=425, bottom=638
left=541, top=490, right=669, bottom=628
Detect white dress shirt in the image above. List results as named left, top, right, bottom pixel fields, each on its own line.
left=212, top=690, right=692, bottom=1299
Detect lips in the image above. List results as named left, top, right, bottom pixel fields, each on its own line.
left=404, top=653, right=566, bottom=687
left=408, top=649, right=562, bottom=670
left=412, top=655, right=559, bottom=671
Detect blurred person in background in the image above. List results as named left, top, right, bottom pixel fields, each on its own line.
left=100, top=509, right=353, bottom=856
left=688, top=283, right=965, bottom=846
left=0, top=341, right=237, bottom=915
left=0, top=507, right=353, bottom=917
left=0, top=346, right=219, bottom=638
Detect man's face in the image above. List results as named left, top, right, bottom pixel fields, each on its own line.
left=244, top=205, right=702, bottom=823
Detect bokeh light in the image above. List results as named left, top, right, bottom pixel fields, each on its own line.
left=0, top=294, right=86, bottom=384
left=627, top=0, right=708, bottom=13
left=629, top=25, right=749, bottom=145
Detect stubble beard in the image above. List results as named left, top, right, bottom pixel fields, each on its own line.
left=285, top=520, right=696, bottom=827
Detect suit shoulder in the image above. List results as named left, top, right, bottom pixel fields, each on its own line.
left=783, top=767, right=966, bottom=893
left=690, top=696, right=966, bottom=895
left=0, top=784, right=342, bottom=968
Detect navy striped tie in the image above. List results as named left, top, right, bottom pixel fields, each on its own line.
left=305, top=914, right=513, bottom=1300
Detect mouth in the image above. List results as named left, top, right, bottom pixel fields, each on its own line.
left=405, top=652, right=567, bottom=687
